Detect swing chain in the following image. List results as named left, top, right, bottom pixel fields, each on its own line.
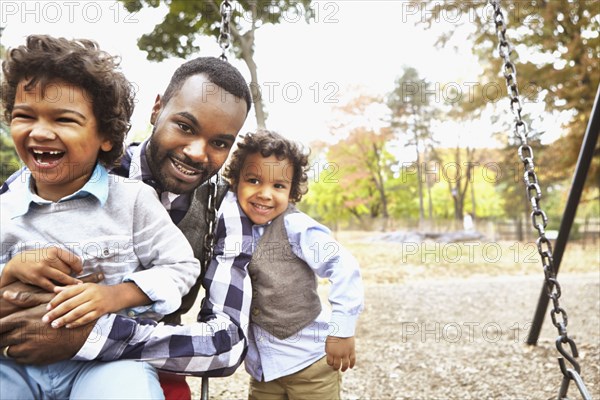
left=202, top=173, right=220, bottom=280
left=489, top=2, right=590, bottom=398
left=218, top=0, right=233, bottom=61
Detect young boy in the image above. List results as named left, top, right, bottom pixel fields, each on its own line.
left=0, top=35, right=199, bottom=399
left=210, top=130, right=364, bottom=399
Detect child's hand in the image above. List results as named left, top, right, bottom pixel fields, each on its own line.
left=42, top=283, right=113, bottom=328
left=325, top=336, right=356, bottom=372
left=1, top=247, right=83, bottom=291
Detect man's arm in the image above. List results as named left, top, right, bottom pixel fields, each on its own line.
left=0, top=303, right=94, bottom=364
left=0, top=265, right=250, bottom=373
left=74, top=194, right=253, bottom=376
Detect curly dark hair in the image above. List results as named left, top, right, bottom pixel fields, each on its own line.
left=224, top=130, right=310, bottom=203
left=162, top=56, right=252, bottom=114
left=1, top=34, right=135, bottom=166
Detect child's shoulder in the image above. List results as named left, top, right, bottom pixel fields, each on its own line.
left=107, top=175, right=157, bottom=200
left=285, top=208, right=331, bottom=236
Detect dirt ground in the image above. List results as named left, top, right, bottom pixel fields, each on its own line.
left=184, top=235, right=600, bottom=400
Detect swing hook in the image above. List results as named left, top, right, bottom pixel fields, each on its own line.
left=555, top=333, right=581, bottom=376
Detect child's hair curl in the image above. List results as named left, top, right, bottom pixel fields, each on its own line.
left=1, top=34, right=135, bottom=166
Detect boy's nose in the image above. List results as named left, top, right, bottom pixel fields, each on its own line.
left=29, top=125, right=57, bottom=141
left=257, top=187, right=272, bottom=200
left=183, top=139, right=209, bottom=164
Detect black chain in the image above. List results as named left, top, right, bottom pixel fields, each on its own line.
left=201, top=174, right=219, bottom=279
left=200, top=173, right=218, bottom=400
left=489, top=2, right=590, bottom=399
left=218, top=0, right=232, bottom=61
left=202, top=3, right=233, bottom=399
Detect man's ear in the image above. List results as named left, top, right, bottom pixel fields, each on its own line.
left=150, top=94, right=162, bottom=125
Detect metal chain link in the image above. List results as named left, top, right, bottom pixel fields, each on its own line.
left=201, top=173, right=219, bottom=282
left=218, top=0, right=232, bottom=61
left=489, top=1, right=590, bottom=399
left=202, top=3, right=233, bottom=399
left=200, top=174, right=219, bottom=400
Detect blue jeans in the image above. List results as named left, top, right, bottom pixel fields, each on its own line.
left=0, top=358, right=164, bottom=399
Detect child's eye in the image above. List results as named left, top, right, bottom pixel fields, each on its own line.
left=274, top=183, right=287, bottom=189
left=247, top=178, right=259, bottom=184
left=11, top=112, right=32, bottom=120
left=57, top=117, right=77, bottom=124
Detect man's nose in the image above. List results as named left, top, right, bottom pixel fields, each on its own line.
left=183, top=139, right=209, bottom=163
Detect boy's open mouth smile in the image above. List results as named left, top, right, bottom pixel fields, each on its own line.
left=30, top=148, right=65, bottom=167
left=250, top=202, right=273, bottom=214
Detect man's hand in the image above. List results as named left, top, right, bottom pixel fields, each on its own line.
left=0, top=303, right=95, bottom=364
left=0, top=273, right=104, bottom=318
left=0, top=281, right=50, bottom=317
left=0, top=273, right=104, bottom=364
left=325, top=336, right=356, bottom=372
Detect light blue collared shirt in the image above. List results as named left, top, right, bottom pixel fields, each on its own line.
left=245, top=209, right=364, bottom=382
left=7, top=163, right=109, bottom=219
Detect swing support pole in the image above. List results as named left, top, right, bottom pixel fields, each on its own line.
left=526, top=84, right=600, bottom=345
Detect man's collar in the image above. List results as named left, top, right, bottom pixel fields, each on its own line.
left=129, top=138, right=163, bottom=190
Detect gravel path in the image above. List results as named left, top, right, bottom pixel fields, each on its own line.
left=187, top=272, right=600, bottom=399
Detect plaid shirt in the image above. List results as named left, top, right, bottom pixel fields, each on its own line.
left=74, top=189, right=253, bottom=376
left=113, top=140, right=191, bottom=224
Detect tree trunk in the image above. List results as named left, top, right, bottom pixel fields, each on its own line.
left=423, top=150, right=433, bottom=220
left=242, top=55, right=267, bottom=128
left=372, top=143, right=389, bottom=220
left=414, top=135, right=424, bottom=223
left=237, top=6, right=267, bottom=128
left=468, top=147, right=476, bottom=219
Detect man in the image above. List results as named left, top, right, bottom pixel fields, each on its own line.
left=0, top=57, right=253, bottom=389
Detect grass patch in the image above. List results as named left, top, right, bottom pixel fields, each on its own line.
left=333, top=231, right=600, bottom=284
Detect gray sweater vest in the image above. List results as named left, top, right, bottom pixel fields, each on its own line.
left=248, top=205, right=322, bottom=340
left=161, top=180, right=228, bottom=325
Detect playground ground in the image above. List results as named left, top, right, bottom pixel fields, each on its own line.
left=185, top=232, right=600, bottom=399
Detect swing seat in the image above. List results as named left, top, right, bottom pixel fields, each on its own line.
left=159, top=372, right=191, bottom=400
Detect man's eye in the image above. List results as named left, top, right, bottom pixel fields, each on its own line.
left=212, top=140, right=229, bottom=149
left=177, top=122, right=192, bottom=133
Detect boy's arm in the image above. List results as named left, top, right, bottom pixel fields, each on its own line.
left=43, top=281, right=151, bottom=328
left=286, top=213, right=364, bottom=337
left=286, top=212, right=364, bottom=371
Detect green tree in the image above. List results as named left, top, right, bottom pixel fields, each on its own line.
left=387, top=67, right=440, bottom=223
left=327, top=126, right=395, bottom=224
left=300, top=146, right=348, bottom=231
left=422, top=0, right=600, bottom=187
left=0, top=40, right=21, bottom=183
left=120, top=0, right=313, bottom=128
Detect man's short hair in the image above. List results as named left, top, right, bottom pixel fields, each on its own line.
left=161, top=57, right=252, bottom=114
